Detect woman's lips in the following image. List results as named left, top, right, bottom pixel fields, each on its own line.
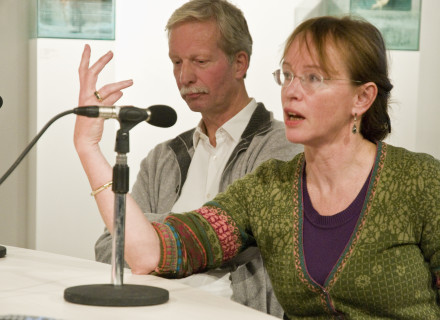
left=287, top=112, right=304, bottom=121
left=285, top=110, right=305, bottom=124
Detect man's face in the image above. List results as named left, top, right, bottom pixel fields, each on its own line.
left=168, top=20, right=239, bottom=117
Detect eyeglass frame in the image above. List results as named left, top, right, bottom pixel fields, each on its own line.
left=272, top=69, right=362, bottom=92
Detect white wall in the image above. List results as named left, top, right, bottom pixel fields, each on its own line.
left=0, top=0, right=30, bottom=248
left=28, top=39, right=117, bottom=258
left=0, top=0, right=439, bottom=261
left=416, top=0, right=440, bottom=157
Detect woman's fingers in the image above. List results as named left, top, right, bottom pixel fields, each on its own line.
left=78, top=44, right=91, bottom=77
left=89, top=49, right=114, bottom=78
left=95, top=80, right=134, bottom=105
left=78, top=44, right=114, bottom=93
left=79, top=44, right=113, bottom=80
left=77, top=45, right=133, bottom=107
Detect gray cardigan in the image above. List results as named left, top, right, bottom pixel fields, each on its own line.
left=95, top=103, right=303, bottom=317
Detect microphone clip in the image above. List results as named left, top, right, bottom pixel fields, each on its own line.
left=115, top=111, right=147, bottom=154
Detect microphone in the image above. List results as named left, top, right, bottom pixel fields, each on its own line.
left=73, top=105, right=177, bottom=128
left=0, top=96, right=3, bottom=108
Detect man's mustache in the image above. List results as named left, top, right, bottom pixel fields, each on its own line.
left=180, top=86, right=209, bottom=96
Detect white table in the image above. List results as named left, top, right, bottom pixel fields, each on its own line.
left=0, top=246, right=277, bottom=320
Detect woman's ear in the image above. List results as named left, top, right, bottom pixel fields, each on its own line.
left=353, top=82, right=377, bottom=116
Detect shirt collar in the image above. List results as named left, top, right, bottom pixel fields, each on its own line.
left=193, top=98, right=257, bottom=147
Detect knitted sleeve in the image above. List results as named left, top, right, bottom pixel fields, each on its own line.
left=418, top=154, right=440, bottom=300
left=150, top=158, right=284, bottom=278
left=151, top=204, right=244, bottom=278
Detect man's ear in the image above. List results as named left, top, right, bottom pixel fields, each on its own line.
left=353, top=82, right=378, bottom=116
left=234, top=51, right=249, bottom=79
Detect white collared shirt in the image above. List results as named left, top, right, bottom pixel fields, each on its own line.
left=172, top=98, right=257, bottom=212
left=171, top=98, right=258, bottom=298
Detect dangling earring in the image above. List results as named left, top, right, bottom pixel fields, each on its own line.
left=352, top=113, right=358, bottom=134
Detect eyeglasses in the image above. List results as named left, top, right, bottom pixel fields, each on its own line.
left=272, top=69, right=362, bottom=92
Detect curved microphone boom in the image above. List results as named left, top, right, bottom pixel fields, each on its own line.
left=73, top=105, right=177, bottom=128
left=0, top=109, right=75, bottom=185
left=0, top=105, right=177, bottom=186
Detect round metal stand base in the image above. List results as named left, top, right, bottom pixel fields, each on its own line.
left=64, top=284, right=169, bottom=307
left=0, top=245, right=6, bottom=258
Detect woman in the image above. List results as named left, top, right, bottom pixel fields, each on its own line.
left=76, top=15, right=440, bottom=319
left=149, top=16, right=440, bottom=319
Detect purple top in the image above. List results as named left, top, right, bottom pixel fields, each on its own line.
left=302, top=169, right=371, bottom=286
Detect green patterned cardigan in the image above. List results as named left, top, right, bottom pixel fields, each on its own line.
left=153, top=142, right=440, bottom=319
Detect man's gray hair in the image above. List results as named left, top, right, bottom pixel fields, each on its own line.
left=166, top=0, right=253, bottom=65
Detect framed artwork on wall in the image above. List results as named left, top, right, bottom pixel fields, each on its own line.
left=349, top=0, right=422, bottom=50
left=31, top=0, right=115, bottom=40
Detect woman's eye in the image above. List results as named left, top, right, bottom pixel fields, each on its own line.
left=283, top=72, right=293, bottom=81
left=306, top=73, right=322, bottom=83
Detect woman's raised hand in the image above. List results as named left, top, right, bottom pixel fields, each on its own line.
left=74, top=44, right=133, bottom=153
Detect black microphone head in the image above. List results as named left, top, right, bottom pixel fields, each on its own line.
left=0, top=96, right=3, bottom=108
left=147, top=105, right=177, bottom=128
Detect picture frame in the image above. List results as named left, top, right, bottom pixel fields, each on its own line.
left=349, top=0, right=422, bottom=51
left=33, top=0, right=115, bottom=40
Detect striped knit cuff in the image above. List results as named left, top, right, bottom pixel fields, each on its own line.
left=152, top=222, right=179, bottom=276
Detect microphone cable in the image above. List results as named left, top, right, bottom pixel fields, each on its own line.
left=0, top=109, right=74, bottom=185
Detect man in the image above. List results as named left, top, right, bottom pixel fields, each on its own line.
left=74, top=0, right=301, bottom=317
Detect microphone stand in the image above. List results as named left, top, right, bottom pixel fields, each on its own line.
left=64, top=118, right=169, bottom=306
left=0, top=245, right=6, bottom=258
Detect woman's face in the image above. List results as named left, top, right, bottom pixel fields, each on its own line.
left=281, top=38, right=359, bottom=149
